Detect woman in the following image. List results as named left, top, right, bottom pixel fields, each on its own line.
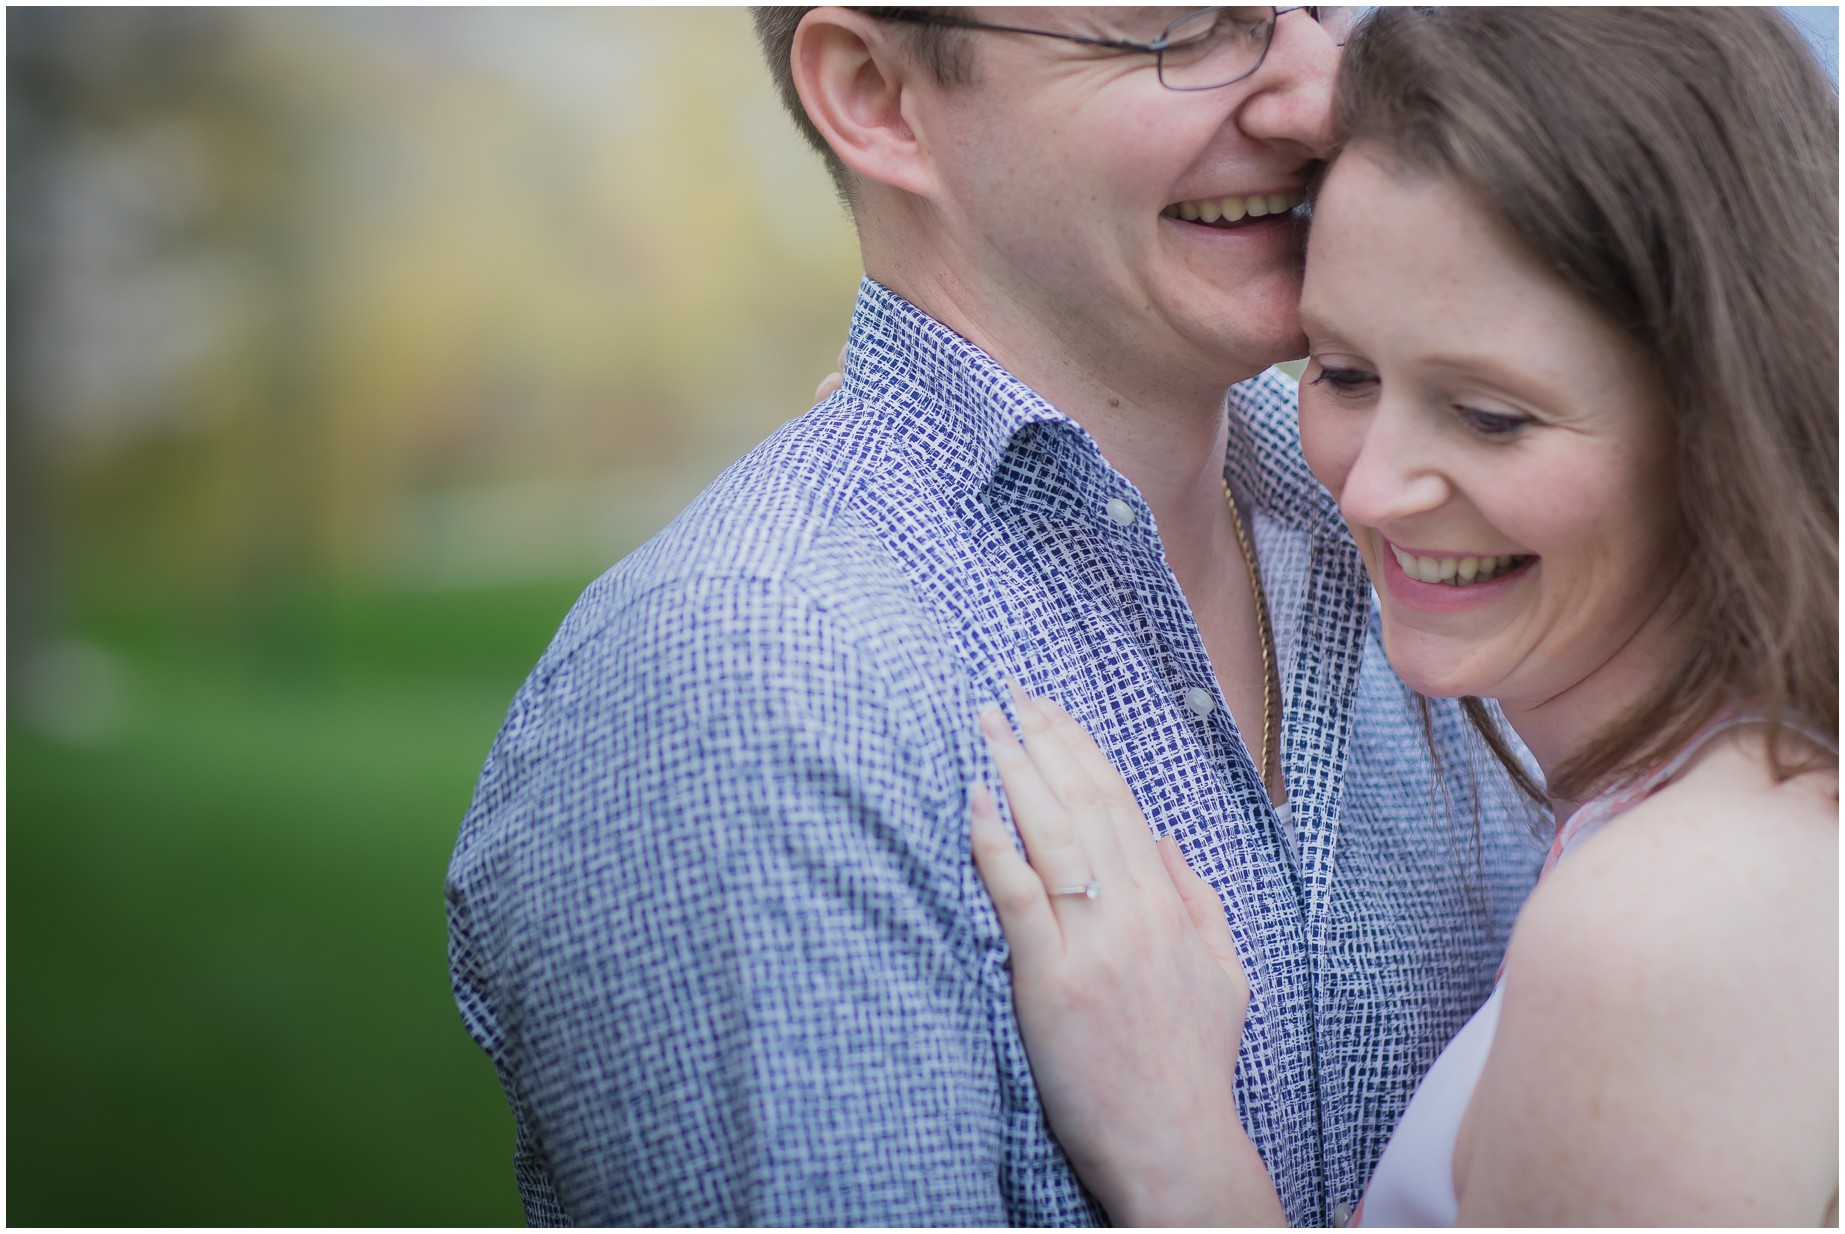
left=971, top=8, right=1838, bottom=1225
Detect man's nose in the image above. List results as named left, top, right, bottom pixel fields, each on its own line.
left=1236, top=9, right=1340, bottom=157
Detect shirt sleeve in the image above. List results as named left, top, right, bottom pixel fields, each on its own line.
left=446, top=570, right=1010, bottom=1226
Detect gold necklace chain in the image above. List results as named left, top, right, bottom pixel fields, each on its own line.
left=1222, top=478, right=1278, bottom=791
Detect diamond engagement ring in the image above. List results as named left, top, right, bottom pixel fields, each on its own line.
left=1047, top=880, right=1102, bottom=900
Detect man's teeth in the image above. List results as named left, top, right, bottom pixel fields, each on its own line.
left=1162, top=189, right=1305, bottom=222
left=1388, top=543, right=1532, bottom=586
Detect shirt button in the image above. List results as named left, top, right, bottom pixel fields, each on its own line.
left=1332, top=1200, right=1356, bottom=1227
left=1184, top=686, right=1215, bottom=718
left=1105, top=497, right=1136, bottom=526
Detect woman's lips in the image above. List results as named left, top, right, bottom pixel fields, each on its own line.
left=1376, top=537, right=1537, bottom=612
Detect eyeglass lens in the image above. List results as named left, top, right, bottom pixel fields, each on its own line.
left=1158, top=7, right=1358, bottom=90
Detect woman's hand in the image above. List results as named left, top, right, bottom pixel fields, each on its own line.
left=971, top=688, right=1284, bottom=1227
left=814, top=345, right=846, bottom=401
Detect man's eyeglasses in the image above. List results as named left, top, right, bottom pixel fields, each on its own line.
left=870, top=7, right=1357, bottom=92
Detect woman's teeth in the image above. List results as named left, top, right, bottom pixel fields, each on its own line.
left=1162, top=189, right=1305, bottom=223
left=1389, top=543, right=1532, bottom=586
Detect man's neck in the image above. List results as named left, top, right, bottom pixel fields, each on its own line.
left=865, top=231, right=1293, bottom=798
left=867, top=248, right=1262, bottom=587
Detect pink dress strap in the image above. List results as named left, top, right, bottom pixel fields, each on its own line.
left=1541, top=708, right=1837, bottom=879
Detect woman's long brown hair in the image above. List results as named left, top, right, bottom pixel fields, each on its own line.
left=1333, top=7, right=1839, bottom=803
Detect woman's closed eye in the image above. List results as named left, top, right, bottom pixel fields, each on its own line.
left=1455, top=404, right=1535, bottom=439
left=1306, top=362, right=1379, bottom=398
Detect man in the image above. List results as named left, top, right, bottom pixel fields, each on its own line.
left=447, top=8, right=1542, bottom=1225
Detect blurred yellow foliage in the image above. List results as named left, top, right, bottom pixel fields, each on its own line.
left=14, top=8, right=863, bottom=603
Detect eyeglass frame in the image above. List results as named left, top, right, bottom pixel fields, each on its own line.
left=865, top=7, right=1351, bottom=92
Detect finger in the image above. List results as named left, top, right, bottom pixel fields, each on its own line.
left=1159, top=837, right=1248, bottom=994
left=979, top=705, right=1096, bottom=894
left=970, top=784, right=1063, bottom=965
left=1004, top=684, right=1102, bottom=818
left=814, top=371, right=843, bottom=401
left=1037, top=697, right=1167, bottom=886
left=835, top=343, right=847, bottom=369
left=1003, top=685, right=1130, bottom=882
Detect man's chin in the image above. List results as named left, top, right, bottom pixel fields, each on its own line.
left=1173, top=276, right=1307, bottom=379
left=1195, top=324, right=1309, bottom=388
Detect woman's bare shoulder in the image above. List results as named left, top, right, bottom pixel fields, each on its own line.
left=1511, top=729, right=1834, bottom=999
left=1463, top=731, right=1836, bottom=1223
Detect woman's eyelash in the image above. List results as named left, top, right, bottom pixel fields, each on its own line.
left=1306, top=367, right=1532, bottom=436
left=1308, top=366, right=1376, bottom=392
left=1458, top=406, right=1532, bottom=436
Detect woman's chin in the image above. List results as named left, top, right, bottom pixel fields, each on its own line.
left=1379, top=636, right=1493, bottom=701
left=1400, top=675, right=1475, bottom=701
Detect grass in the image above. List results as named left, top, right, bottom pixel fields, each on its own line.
left=8, top=577, right=590, bottom=1225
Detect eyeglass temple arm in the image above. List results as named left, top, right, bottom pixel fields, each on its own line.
left=873, top=10, right=1164, bottom=55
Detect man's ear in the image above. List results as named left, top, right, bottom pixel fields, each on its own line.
left=790, top=7, right=939, bottom=199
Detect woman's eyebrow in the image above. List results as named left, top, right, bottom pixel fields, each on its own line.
left=1297, top=303, right=1348, bottom=345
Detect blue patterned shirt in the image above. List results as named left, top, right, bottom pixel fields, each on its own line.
left=447, top=278, right=1545, bottom=1226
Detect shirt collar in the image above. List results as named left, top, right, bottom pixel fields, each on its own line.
left=840, top=277, right=1072, bottom=499
left=842, top=276, right=1344, bottom=535
left=1223, top=369, right=1347, bottom=536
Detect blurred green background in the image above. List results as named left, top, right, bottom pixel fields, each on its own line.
left=8, top=8, right=860, bottom=1225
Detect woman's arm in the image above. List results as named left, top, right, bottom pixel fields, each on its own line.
left=972, top=689, right=1285, bottom=1226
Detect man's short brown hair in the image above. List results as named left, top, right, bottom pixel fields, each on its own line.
left=749, top=8, right=974, bottom=208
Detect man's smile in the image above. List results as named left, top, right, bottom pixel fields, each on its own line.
left=1162, top=188, right=1307, bottom=226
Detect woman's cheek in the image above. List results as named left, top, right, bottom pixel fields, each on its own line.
left=1297, top=392, right=1358, bottom=499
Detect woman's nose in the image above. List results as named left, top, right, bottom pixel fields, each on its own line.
left=1335, top=414, right=1453, bottom=531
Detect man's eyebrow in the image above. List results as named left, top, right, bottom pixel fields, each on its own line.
left=1092, top=7, right=1189, bottom=39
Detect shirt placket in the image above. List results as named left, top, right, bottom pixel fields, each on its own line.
left=1051, top=433, right=1333, bottom=1225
